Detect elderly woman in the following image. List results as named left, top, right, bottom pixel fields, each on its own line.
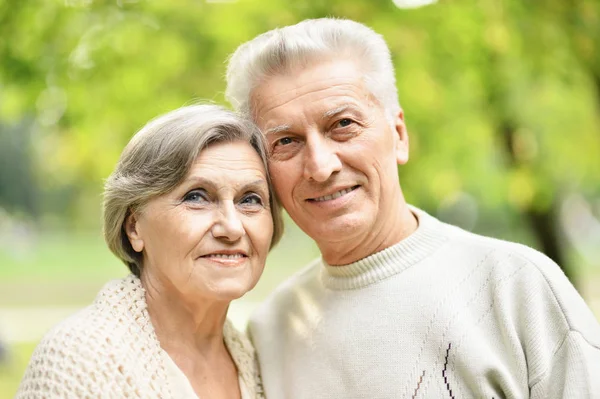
left=16, top=104, right=283, bottom=398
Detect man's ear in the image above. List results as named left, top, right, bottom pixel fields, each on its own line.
left=125, top=211, right=144, bottom=253
left=392, top=110, right=409, bottom=165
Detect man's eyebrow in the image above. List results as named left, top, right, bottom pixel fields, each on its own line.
left=265, top=124, right=291, bottom=136
left=322, top=104, right=356, bottom=119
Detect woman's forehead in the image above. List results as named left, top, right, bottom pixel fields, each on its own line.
left=185, top=142, right=267, bottom=185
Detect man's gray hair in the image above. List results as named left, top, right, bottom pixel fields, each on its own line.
left=225, top=18, right=401, bottom=121
left=103, top=104, right=284, bottom=277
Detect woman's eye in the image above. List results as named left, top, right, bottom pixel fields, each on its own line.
left=183, top=189, right=208, bottom=203
left=241, top=193, right=263, bottom=206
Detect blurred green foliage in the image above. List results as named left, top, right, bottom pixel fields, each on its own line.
left=2, top=0, right=599, bottom=283
left=0, top=0, right=599, bottom=266
left=0, top=342, right=36, bottom=397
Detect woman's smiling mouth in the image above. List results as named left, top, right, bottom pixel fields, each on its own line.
left=199, top=251, right=249, bottom=266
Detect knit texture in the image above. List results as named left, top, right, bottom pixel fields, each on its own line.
left=249, top=207, right=600, bottom=399
left=16, top=275, right=263, bottom=399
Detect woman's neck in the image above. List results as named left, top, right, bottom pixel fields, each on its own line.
left=141, top=272, right=230, bottom=355
left=141, top=272, right=241, bottom=399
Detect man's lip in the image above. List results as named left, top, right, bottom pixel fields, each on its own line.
left=306, top=185, right=360, bottom=202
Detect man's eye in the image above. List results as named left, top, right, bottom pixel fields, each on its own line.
left=276, top=137, right=294, bottom=146
left=241, top=194, right=263, bottom=206
left=337, top=118, right=354, bottom=128
left=183, top=189, right=208, bottom=203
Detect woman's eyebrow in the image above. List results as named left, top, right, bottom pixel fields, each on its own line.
left=239, top=180, right=270, bottom=206
left=182, top=176, right=215, bottom=188
left=240, top=179, right=269, bottom=192
left=183, top=177, right=268, bottom=192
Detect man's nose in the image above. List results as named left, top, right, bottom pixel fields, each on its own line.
left=303, top=134, right=342, bottom=182
left=211, top=202, right=245, bottom=242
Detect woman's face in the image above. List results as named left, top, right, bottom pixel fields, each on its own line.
left=127, top=140, right=273, bottom=303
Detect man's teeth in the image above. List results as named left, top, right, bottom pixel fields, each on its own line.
left=314, top=187, right=354, bottom=202
left=207, top=254, right=245, bottom=259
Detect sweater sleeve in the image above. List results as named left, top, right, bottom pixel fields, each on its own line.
left=15, top=308, right=142, bottom=399
left=530, top=330, right=600, bottom=398
left=15, top=336, right=101, bottom=399
left=510, top=246, right=600, bottom=398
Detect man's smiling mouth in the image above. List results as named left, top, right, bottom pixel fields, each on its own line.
left=309, top=185, right=360, bottom=202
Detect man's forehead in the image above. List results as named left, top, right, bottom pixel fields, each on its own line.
left=254, top=82, right=364, bottom=114
left=250, top=60, right=370, bottom=119
left=260, top=101, right=365, bottom=133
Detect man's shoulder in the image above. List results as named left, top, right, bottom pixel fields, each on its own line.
left=436, top=219, right=578, bottom=294
left=445, top=224, right=564, bottom=291
left=413, top=206, right=553, bottom=265
left=249, top=258, right=322, bottom=327
left=443, top=221, right=600, bottom=343
left=441, top=219, right=556, bottom=267
left=262, top=257, right=322, bottom=303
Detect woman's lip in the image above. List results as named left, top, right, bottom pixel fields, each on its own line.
left=199, top=254, right=248, bottom=267
left=199, top=250, right=248, bottom=257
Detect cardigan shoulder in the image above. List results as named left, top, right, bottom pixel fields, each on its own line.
left=16, top=276, right=171, bottom=399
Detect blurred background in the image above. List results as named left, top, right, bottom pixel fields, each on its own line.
left=1, top=0, right=599, bottom=396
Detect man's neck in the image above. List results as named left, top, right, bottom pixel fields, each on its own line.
left=319, top=201, right=418, bottom=266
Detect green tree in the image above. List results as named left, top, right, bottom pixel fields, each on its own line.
left=0, top=0, right=598, bottom=283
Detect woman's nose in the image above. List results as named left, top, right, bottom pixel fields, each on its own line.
left=211, top=202, right=245, bottom=242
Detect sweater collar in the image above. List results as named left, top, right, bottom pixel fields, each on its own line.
left=319, top=206, right=448, bottom=290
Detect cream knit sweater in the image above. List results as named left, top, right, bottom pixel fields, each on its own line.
left=16, top=275, right=263, bottom=398
left=249, top=207, right=600, bottom=398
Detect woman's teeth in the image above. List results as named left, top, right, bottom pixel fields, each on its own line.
left=205, top=254, right=245, bottom=259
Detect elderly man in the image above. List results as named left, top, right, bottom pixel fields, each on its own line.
left=226, top=18, right=600, bottom=398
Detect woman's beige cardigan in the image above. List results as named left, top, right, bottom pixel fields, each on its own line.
left=16, top=275, right=264, bottom=398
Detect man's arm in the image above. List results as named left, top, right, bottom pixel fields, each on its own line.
left=530, top=329, right=600, bottom=398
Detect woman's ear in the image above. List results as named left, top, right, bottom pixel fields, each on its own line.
left=125, top=212, right=144, bottom=253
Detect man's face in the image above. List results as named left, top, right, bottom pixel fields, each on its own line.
left=252, top=59, right=409, bottom=255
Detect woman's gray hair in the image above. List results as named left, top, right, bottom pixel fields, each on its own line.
left=225, top=18, right=401, bottom=122
left=103, top=104, right=284, bottom=277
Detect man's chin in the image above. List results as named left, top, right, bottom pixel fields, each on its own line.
left=302, top=215, right=366, bottom=244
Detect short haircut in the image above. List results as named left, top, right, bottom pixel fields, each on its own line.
left=225, top=18, right=401, bottom=121
left=103, top=104, right=283, bottom=277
